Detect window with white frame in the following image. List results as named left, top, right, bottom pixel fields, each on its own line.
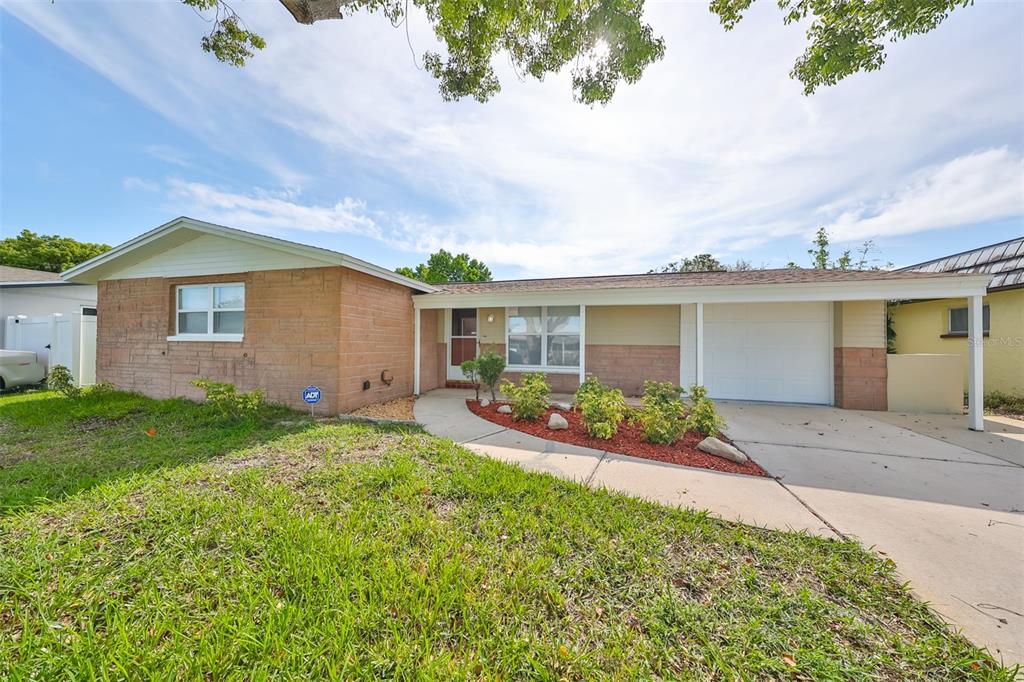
left=506, top=305, right=580, bottom=369
left=175, top=283, right=245, bottom=338
left=947, top=305, right=989, bottom=335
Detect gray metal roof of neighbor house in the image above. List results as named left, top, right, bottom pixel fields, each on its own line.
left=432, top=267, right=975, bottom=294
left=898, top=236, right=1024, bottom=291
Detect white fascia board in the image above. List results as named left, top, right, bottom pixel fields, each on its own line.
left=412, top=275, right=992, bottom=309
left=62, top=216, right=436, bottom=292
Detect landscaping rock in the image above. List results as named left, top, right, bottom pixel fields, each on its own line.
left=697, top=437, right=748, bottom=464
left=480, top=398, right=491, bottom=407
left=549, top=400, right=573, bottom=411
left=547, top=413, right=569, bottom=430
left=497, top=405, right=512, bottom=414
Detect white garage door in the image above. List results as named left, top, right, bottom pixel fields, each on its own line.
left=704, top=302, right=832, bottom=404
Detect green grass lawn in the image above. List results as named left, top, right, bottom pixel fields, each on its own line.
left=0, top=389, right=1016, bottom=679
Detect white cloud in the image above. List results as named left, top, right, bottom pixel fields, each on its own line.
left=166, top=179, right=381, bottom=238
left=824, top=148, right=1024, bottom=241
left=122, top=176, right=160, bottom=192
left=4, top=0, right=1022, bottom=275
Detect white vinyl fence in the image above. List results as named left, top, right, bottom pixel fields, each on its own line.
left=3, top=312, right=97, bottom=386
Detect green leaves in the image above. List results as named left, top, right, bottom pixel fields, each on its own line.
left=200, top=16, right=267, bottom=68
left=396, top=249, right=493, bottom=284
left=574, top=377, right=627, bottom=439
left=500, top=372, right=550, bottom=420
left=711, top=0, right=973, bottom=95
left=0, top=229, right=111, bottom=273
left=184, top=0, right=266, bottom=68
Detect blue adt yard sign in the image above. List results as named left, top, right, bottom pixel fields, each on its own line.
left=302, top=386, right=321, bottom=415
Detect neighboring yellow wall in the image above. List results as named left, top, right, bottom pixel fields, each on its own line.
left=890, top=289, right=1024, bottom=395
left=886, top=354, right=963, bottom=414
left=834, top=300, right=886, bottom=348
left=586, top=305, right=681, bottom=346
left=477, top=307, right=505, bottom=346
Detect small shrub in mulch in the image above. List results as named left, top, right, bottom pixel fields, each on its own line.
left=467, top=400, right=767, bottom=477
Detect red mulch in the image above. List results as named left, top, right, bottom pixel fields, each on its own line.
left=467, top=400, right=767, bottom=477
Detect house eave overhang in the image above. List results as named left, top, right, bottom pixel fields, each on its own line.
left=411, top=275, right=993, bottom=309
left=61, top=216, right=437, bottom=293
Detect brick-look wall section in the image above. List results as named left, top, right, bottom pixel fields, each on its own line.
left=417, top=309, right=445, bottom=393
left=834, top=347, right=887, bottom=410
left=337, top=269, right=415, bottom=412
left=97, top=268, right=344, bottom=412
left=586, top=345, right=679, bottom=396
left=453, top=342, right=679, bottom=395
left=97, top=266, right=422, bottom=413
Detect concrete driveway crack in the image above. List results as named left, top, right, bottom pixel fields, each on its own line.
left=738, top=439, right=1018, bottom=468
left=772, top=477, right=847, bottom=540
left=459, top=427, right=508, bottom=445
left=584, top=452, right=608, bottom=486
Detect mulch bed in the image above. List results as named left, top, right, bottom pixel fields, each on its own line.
left=467, top=400, right=767, bottom=477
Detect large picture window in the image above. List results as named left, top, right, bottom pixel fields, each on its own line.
left=174, top=283, right=245, bottom=340
left=507, top=305, right=580, bottom=369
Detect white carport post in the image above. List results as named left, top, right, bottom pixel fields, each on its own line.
left=967, top=294, right=984, bottom=431
left=694, top=302, right=704, bottom=386
left=413, top=307, right=421, bottom=395
left=578, top=304, right=587, bottom=385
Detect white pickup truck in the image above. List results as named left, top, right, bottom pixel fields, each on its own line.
left=0, top=350, right=47, bottom=390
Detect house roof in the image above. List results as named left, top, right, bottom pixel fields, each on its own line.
left=897, top=236, right=1024, bottom=291
left=0, top=265, right=71, bottom=287
left=432, top=267, right=972, bottom=295
left=61, top=216, right=436, bottom=292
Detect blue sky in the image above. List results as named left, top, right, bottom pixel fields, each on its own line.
left=1, top=1, right=1022, bottom=278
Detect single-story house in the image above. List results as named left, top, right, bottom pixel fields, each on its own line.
left=890, top=237, right=1023, bottom=397
left=1, top=265, right=97, bottom=348
left=63, top=217, right=994, bottom=429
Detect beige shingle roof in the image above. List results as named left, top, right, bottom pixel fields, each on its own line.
left=431, top=268, right=970, bottom=294
left=0, top=265, right=63, bottom=284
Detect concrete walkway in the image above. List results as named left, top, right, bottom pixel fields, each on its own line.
left=414, top=389, right=1024, bottom=665
left=414, top=389, right=836, bottom=536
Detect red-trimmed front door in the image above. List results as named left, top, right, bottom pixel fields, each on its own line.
left=448, top=308, right=478, bottom=380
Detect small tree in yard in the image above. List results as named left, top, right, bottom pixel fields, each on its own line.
left=475, top=352, right=506, bottom=401
left=47, top=365, right=81, bottom=399
left=460, top=358, right=481, bottom=400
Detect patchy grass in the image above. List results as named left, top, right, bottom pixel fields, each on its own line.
left=0, top=390, right=1016, bottom=679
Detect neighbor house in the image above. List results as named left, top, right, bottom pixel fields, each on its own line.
left=63, top=217, right=994, bottom=428
left=0, top=265, right=97, bottom=348
left=890, top=237, right=1023, bottom=397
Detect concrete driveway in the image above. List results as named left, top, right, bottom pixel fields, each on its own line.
left=415, top=390, right=1024, bottom=664
left=718, top=402, right=1024, bottom=666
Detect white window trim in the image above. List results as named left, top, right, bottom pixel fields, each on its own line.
left=948, top=304, right=990, bottom=334
left=169, top=282, right=245, bottom=342
left=504, top=305, right=581, bottom=373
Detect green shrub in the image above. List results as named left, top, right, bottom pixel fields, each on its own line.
left=475, top=352, right=506, bottom=401
left=574, top=377, right=627, bottom=439
left=190, top=378, right=265, bottom=419
left=685, top=384, right=725, bottom=437
left=89, top=381, right=116, bottom=395
left=47, top=365, right=81, bottom=399
left=499, top=372, right=550, bottom=421
left=638, top=380, right=687, bottom=445
left=460, top=358, right=481, bottom=400
left=985, top=391, right=1024, bottom=415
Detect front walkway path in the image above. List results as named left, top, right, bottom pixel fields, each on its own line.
left=413, top=389, right=834, bottom=537
left=415, top=389, right=1024, bottom=665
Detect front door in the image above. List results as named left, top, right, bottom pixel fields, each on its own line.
left=448, top=308, right=478, bottom=381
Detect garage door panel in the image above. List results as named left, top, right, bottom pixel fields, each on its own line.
left=704, top=303, right=831, bottom=405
